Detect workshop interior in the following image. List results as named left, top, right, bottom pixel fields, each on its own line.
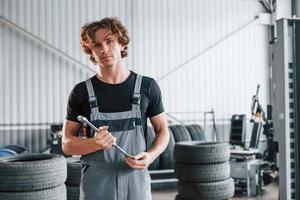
left=0, top=0, right=300, bottom=200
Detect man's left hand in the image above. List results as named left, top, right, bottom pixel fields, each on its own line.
left=125, top=152, right=155, bottom=170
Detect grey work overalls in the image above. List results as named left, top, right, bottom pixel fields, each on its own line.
left=80, top=74, right=151, bottom=200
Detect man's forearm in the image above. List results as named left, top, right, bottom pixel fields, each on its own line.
left=148, top=127, right=170, bottom=160
left=62, top=135, right=100, bottom=156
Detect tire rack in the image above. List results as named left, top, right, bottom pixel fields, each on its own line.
left=150, top=169, right=178, bottom=189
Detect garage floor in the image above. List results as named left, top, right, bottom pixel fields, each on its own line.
left=152, top=182, right=279, bottom=200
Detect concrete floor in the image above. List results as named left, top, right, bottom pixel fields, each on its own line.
left=152, top=182, right=279, bottom=200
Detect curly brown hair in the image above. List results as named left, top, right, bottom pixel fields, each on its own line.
left=80, top=17, right=130, bottom=65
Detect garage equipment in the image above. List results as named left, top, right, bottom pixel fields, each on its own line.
left=77, top=115, right=134, bottom=158
left=272, top=18, right=300, bottom=200
left=230, top=115, right=246, bottom=147
left=49, top=124, right=66, bottom=156
left=204, top=108, right=218, bottom=141
left=250, top=85, right=276, bottom=161
left=230, top=144, right=262, bottom=196
left=229, top=89, right=263, bottom=196
left=230, top=158, right=262, bottom=196
left=230, top=85, right=278, bottom=196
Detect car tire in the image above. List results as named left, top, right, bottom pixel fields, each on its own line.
left=185, top=124, right=205, bottom=141
left=66, top=157, right=81, bottom=186
left=178, top=178, right=235, bottom=200
left=175, top=161, right=230, bottom=182
left=174, top=141, right=230, bottom=164
left=169, top=125, right=192, bottom=142
left=66, top=185, right=80, bottom=200
left=0, top=153, right=67, bottom=192
left=0, top=184, right=66, bottom=200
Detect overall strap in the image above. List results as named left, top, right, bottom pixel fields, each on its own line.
left=132, top=74, right=143, bottom=110
left=85, top=78, right=99, bottom=114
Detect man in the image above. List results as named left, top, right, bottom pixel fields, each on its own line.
left=62, top=17, right=169, bottom=200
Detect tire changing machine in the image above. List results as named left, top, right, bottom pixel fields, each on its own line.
left=229, top=86, right=277, bottom=196
left=229, top=113, right=263, bottom=197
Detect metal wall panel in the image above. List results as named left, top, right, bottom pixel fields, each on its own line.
left=0, top=0, right=134, bottom=152
left=130, top=0, right=269, bottom=144
left=132, top=0, right=269, bottom=126
left=0, top=24, right=91, bottom=125
left=0, top=0, right=270, bottom=151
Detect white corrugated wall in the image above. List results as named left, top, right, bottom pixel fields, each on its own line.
left=0, top=0, right=270, bottom=151
left=132, top=0, right=269, bottom=132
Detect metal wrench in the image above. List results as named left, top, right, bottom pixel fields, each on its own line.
left=77, top=115, right=135, bottom=158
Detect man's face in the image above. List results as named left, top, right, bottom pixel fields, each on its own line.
left=90, top=28, right=124, bottom=68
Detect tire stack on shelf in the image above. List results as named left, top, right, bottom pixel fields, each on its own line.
left=174, top=141, right=234, bottom=200
left=169, top=125, right=192, bottom=142
left=0, top=153, right=67, bottom=200
left=185, top=124, right=206, bottom=141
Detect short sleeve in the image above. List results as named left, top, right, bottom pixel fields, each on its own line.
left=65, top=84, right=84, bottom=123
left=146, top=79, right=165, bottom=118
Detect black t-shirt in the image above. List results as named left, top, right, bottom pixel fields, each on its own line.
left=66, top=71, right=164, bottom=137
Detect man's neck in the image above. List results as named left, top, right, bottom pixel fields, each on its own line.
left=97, top=65, right=130, bottom=84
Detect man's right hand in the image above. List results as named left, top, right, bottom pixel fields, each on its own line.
left=94, top=126, right=115, bottom=150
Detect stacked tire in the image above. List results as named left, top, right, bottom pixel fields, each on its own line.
left=150, top=124, right=206, bottom=170
left=174, top=141, right=234, bottom=200
left=65, top=157, right=81, bottom=200
left=185, top=124, right=206, bottom=141
left=169, top=125, right=192, bottom=142
left=0, top=153, right=67, bottom=200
